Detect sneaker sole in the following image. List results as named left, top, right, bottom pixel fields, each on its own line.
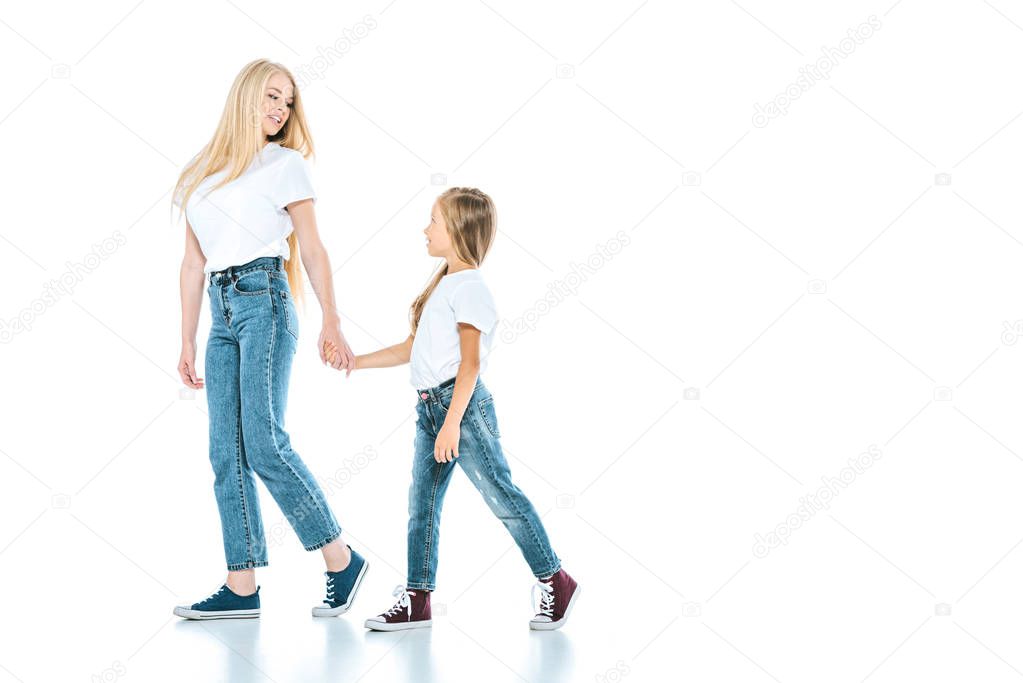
left=364, top=618, right=433, bottom=632
left=529, top=584, right=581, bottom=631
left=173, top=606, right=260, bottom=620
left=311, top=560, right=370, bottom=618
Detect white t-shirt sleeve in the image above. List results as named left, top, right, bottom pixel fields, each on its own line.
left=451, top=280, right=498, bottom=335
left=273, top=152, right=316, bottom=210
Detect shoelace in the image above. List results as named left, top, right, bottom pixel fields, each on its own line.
left=382, top=585, right=415, bottom=619
left=323, top=575, right=335, bottom=604
left=532, top=579, right=555, bottom=617
left=198, top=585, right=227, bottom=606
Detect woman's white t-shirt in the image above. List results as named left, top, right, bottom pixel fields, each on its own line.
left=409, top=269, right=499, bottom=390
left=175, top=142, right=316, bottom=274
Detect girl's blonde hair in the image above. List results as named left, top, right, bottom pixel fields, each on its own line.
left=410, top=187, right=497, bottom=334
left=173, top=58, right=314, bottom=306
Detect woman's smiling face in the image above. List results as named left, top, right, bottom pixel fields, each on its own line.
left=261, top=71, right=293, bottom=139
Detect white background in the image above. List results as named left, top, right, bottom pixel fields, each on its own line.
left=1, top=1, right=1022, bottom=681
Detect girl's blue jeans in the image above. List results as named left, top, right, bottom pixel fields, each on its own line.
left=407, top=377, right=561, bottom=590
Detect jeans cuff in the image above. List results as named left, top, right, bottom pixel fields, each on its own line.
left=227, top=560, right=269, bottom=571
left=406, top=582, right=434, bottom=591
left=534, top=560, right=562, bottom=579
left=304, top=528, right=343, bottom=552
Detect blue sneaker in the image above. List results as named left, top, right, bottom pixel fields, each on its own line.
left=311, top=546, right=369, bottom=617
left=173, top=584, right=261, bottom=620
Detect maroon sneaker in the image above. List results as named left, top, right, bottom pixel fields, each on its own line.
left=530, top=569, right=580, bottom=630
left=364, top=585, right=432, bottom=631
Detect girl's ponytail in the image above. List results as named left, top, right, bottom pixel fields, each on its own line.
left=409, top=263, right=448, bottom=334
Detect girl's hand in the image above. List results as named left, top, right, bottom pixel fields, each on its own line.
left=324, top=339, right=338, bottom=365
left=321, top=337, right=353, bottom=375
left=319, top=327, right=354, bottom=376
left=178, top=343, right=204, bottom=389
left=434, top=421, right=460, bottom=463
left=323, top=339, right=355, bottom=375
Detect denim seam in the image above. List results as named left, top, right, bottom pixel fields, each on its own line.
left=227, top=560, right=269, bottom=571
left=421, top=459, right=444, bottom=587
left=303, top=528, right=343, bottom=552
left=477, top=396, right=499, bottom=438
left=473, top=415, right=557, bottom=573
left=234, top=403, right=257, bottom=568
left=407, top=581, right=434, bottom=590
left=280, top=290, right=299, bottom=341
left=232, top=270, right=271, bottom=297
left=533, top=560, right=562, bottom=579
left=211, top=259, right=277, bottom=282
left=265, top=294, right=339, bottom=546
left=220, top=284, right=232, bottom=330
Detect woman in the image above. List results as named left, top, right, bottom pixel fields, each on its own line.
left=171, top=59, right=368, bottom=620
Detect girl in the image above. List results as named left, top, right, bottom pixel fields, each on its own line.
left=171, top=59, right=369, bottom=620
left=326, top=187, right=579, bottom=631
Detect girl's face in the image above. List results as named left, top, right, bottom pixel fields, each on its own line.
left=261, top=72, right=293, bottom=139
left=424, top=200, right=452, bottom=258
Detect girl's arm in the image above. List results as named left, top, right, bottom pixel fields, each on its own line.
left=349, top=335, right=414, bottom=369
left=434, top=323, right=482, bottom=463
left=288, top=199, right=356, bottom=375
left=178, top=220, right=206, bottom=389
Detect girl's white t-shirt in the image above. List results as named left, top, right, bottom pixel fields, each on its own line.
left=175, top=142, right=316, bottom=274
left=409, top=269, right=499, bottom=390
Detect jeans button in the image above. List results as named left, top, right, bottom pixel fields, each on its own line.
left=420, top=392, right=428, bottom=400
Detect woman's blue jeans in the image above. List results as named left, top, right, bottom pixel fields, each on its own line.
left=407, top=377, right=560, bottom=590
left=205, top=256, right=340, bottom=570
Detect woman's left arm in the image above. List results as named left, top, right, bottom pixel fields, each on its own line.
left=434, top=323, right=482, bottom=463
left=287, top=198, right=355, bottom=375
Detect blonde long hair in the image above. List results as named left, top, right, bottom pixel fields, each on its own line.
left=410, top=187, right=497, bottom=334
left=173, top=59, right=314, bottom=306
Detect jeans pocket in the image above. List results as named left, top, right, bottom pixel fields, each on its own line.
left=279, top=290, right=299, bottom=340
left=232, top=270, right=270, bottom=296
left=477, top=395, right=500, bottom=438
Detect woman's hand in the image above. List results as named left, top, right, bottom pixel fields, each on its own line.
left=287, top=200, right=355, bottom=376
left=178, top=342, right=204, bottom=389
left=434, top=420, right=460, bottom=463
left=319, top=327, right=354, bottom=376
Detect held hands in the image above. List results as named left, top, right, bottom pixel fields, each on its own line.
left=434, top=420, right=460, bottom=463
left=320, top=330, right=355, bottom=377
